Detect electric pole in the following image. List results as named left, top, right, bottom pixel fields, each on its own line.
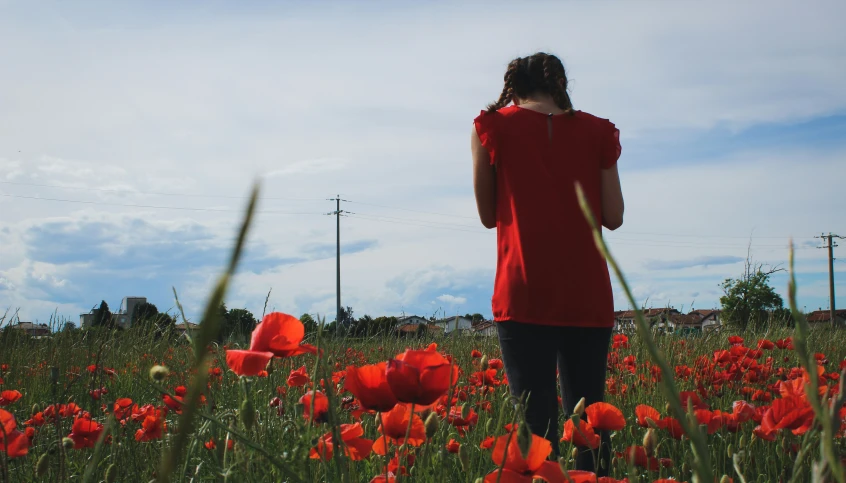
left=327, top=196, right=348, bottom=329
left=816, top=233, right=843, bottom=328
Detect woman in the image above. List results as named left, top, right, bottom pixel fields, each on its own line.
left=471, top=52, right=623, bottom=474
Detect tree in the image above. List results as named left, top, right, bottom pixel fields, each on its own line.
left=62, top=322, right=77, bottom=333
left=465, top=313, right=485, bottom=324
left=300, top=313, right=318, bottom=336
left=720, top=256, right=786, bottom=329
left=226, top=308, right=258, bottom=339
left=131, top=302, right=160, bottom=327
left=91, top=300, right=114, bottom=329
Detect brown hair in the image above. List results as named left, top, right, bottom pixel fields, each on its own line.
left=486, top=52, right=574, bottom=115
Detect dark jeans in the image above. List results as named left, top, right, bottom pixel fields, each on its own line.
left=496, top=321, right=613, bottom=475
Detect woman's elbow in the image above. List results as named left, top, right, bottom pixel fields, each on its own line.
left=481, top=217, right=497, bottom=229
left=603, top=214, right=623, bottom=231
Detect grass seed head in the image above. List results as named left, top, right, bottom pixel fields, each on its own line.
left=149, top=365, right=169, bottom=382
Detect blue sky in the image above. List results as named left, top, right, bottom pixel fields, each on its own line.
left=0, top=1, right=844, bottom=325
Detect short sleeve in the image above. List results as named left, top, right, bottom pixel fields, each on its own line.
left=600, top=120, right=621, bottom=169
left=473, top=110, right=497, bottom=166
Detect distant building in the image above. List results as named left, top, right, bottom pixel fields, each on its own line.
left=613, top=308, right=680, bottom=333
left=174, top=322, right=200, bottom=338
left=472, top=320, right=497, bottom=337
left=806, top=309, right=846, bottom=326
left=432, top=316, right=474, bottom=335
left=2, top=321, right=50, bottom=338
left=80, top=296, right=147, bottom=329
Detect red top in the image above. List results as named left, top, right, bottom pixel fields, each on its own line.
left=474, top=105, right=621, bottom=327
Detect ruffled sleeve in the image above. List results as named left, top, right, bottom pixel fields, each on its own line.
left=600, top=119, right=621, bottom=169
left=473, top=110, right=497, bottom=166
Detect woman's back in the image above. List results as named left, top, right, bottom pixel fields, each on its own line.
left=474, top=104, right=620, bottom=327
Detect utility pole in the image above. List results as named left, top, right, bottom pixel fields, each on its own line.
left=327, top=196, right=348, bottom=329
left=816, top=233, right=843, bottom=329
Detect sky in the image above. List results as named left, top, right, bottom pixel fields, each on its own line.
left=1, top=0, right=845, bottom=327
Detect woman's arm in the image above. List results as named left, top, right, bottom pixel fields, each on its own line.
left=601, top=164, right=624, bottom=230
left=471, top=126, right=496, bottom=229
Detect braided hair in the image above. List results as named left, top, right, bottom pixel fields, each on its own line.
left=486, top=52, right=574, bottom=115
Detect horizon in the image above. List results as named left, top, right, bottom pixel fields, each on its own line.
left=1, top=1, right=844, bottom=325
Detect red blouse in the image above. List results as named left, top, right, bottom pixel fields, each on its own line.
left=474, top=105, right=621, bottom=328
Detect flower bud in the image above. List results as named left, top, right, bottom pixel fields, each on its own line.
left=485, top=418, right=494, bottom=434
left=479, top=355, right=488, bottom=370
left=264, top=358, right=274, bottom=376
left=720, top=475, right=731, bottom=483
left=558, top=456, right=568, bottom=474
left=240, top=398, right=255, bottom=431
left=35, top=453, right=50, bottom=477
left=458, top=443, right=470, bottom=471
left=739, top=435, right=747, bottom=449
left=149, top=365, right=169, bottom=382
left=105, top=463, right=117, bottom=483
left=645, top=417, right=659, bottom=429
left=571, top=447, right=579, bottom=461
left=573, top=397, right=585, bottom=417
left=32, top=403, right=40, bottom=415
left=726, top=444, right=734, bottom=458
left=643, top=428, right=658, bottom=456
left=62, top=437, right=75, bottom=449
left=425, top=412, right=440, bottom=439
left=461, top=404, right=471, bottom=421
left=517, top=422, right=532, bottom=460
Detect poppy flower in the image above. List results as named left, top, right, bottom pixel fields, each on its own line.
left=113, top=398, right=134, bottom=420
left=287, top=366, right=310, bottom=387
left=386, top=349, right=458, bottom=406
left=447, top=405, right=478, bottom=435
left=345, top=362, right=398, bottom=412
left=309, top=422, right=373, bottom=461
left=616, top=446, right=672, bottom=471
left=760, top=396, right=814, bottom=436
left=0, top=390, right=22, bottom=406
left=727, top=335, right=744, bottom=346
left=299, top=391, right=329, bottom=424
left=679, top=391, right=709, bottom=410
left=225, top=350, right=274, bottom=377
left=562, top=418, right=600, bottom=449
left=757, top=339, right=775, bottom=350
left=373, top=403, right=426, bottom=455
left=612, top=334, right=630, bottom=349
left=135, top=410, right=167, bottom=442
left=369, top=472, right=397, bottom=483
left=635, top=405, right=662, bottom=428
left=488, top=358, right=504, bottom=370
left=471, top=350, right=483, bottom=358
left=445, top=439, right=460, bottom=453
left=566, top=470, right=598, bottom=482
left=585, top=402, right=626, bottom=431
left=484, top=431, right=566, bottom=483
left=0, top=409, right=29, bottom=458
left=480, top=436, right=495, bottom=449
left=250, top=312, right=317, bottom=358
left=68, top=417, right=104, bottom=449
left=470, top=369, right=502, bottom=387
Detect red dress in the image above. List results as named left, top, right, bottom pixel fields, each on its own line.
left=474, top=105, right=621, bottom=328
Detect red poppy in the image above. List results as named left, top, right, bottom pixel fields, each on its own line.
left=488, top=358, right=504, bottom=370
left=68, top=417, right=104, bottom=449
left=225, top=350, right=274, bottom=377
left=727, top=335, right=744, bottom=346
left=309, top=422, right=373, bottom=461
left=471, top=350, right=483, bottom=358
left=287, top=365, right=311, bottom=387
left=566, top=470, right=598, bottom=483
left=0, top=409, right=29, bottom=458
left=585, top=402, right=626, bottom=431
left=135, top=409, right=167, bottom=442
left=485, top=431, right=566, bottom=483
left=113, top=398, right=134, bottom=420
left=345, top=362, right=398, bottom=412
left=562, top=418, right=600, bottom=449
left=635, top=404, right=662, bottom=428
left=0, top=390, right=22, bottom=406
left=480, top=436, right=495, bottom=449
left=445, top=439, right=460, bottom=453
left=373, top=403, right=426, bottom=455
left=299, top=391, right=329, bottom=424
left=757, top=339, right=775, bottom=350
left=679, top=391, right=709, bottom=410
left=447, top=405, right=478, bottom=435
left=386, top=349, right=458, bottom=406
left=617, top=446, right=672, bottom=471
left=760, top=396, right=814, bottom=436
left=369, top=472, right=397, bottom=483
left=470, top=368, right=502, bottom=387
left=250, top=312, right=317, bottom=358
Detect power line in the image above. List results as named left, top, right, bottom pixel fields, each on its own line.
left=347, top=212, right=492, bottom=235
left=0, top=180, right=326, bottom=202
left=816, top=232, right=843, bottom=328
left=0, top=193, right=324, bottom=215
left=346, top=200, right=477, bottom=220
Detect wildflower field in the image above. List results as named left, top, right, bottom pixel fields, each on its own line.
left=1, top=314, right=845, bottom=483
left=2, top=187, right=844, bottom=483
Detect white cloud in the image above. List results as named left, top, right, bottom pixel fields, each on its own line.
left=0, top=1, right=843, bottom=322
left=436, top=294, right=467, bottom=306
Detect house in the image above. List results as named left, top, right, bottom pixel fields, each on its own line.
left=806, top=309, right=846, bottom=326
left=689, top=309, right=722, bottom=331
left=473, top=320, right=497, bottom=337
left=432, top=316, right=474, bottom=335
left=396, top=315, right=429, bottom=327
left=174, top=322, right=200, bottom=338
left=2, top=321, right=50, bottom=338
left=614, top=308, right=680, bottom=333
left=395, top=323, right=442, bottom=337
